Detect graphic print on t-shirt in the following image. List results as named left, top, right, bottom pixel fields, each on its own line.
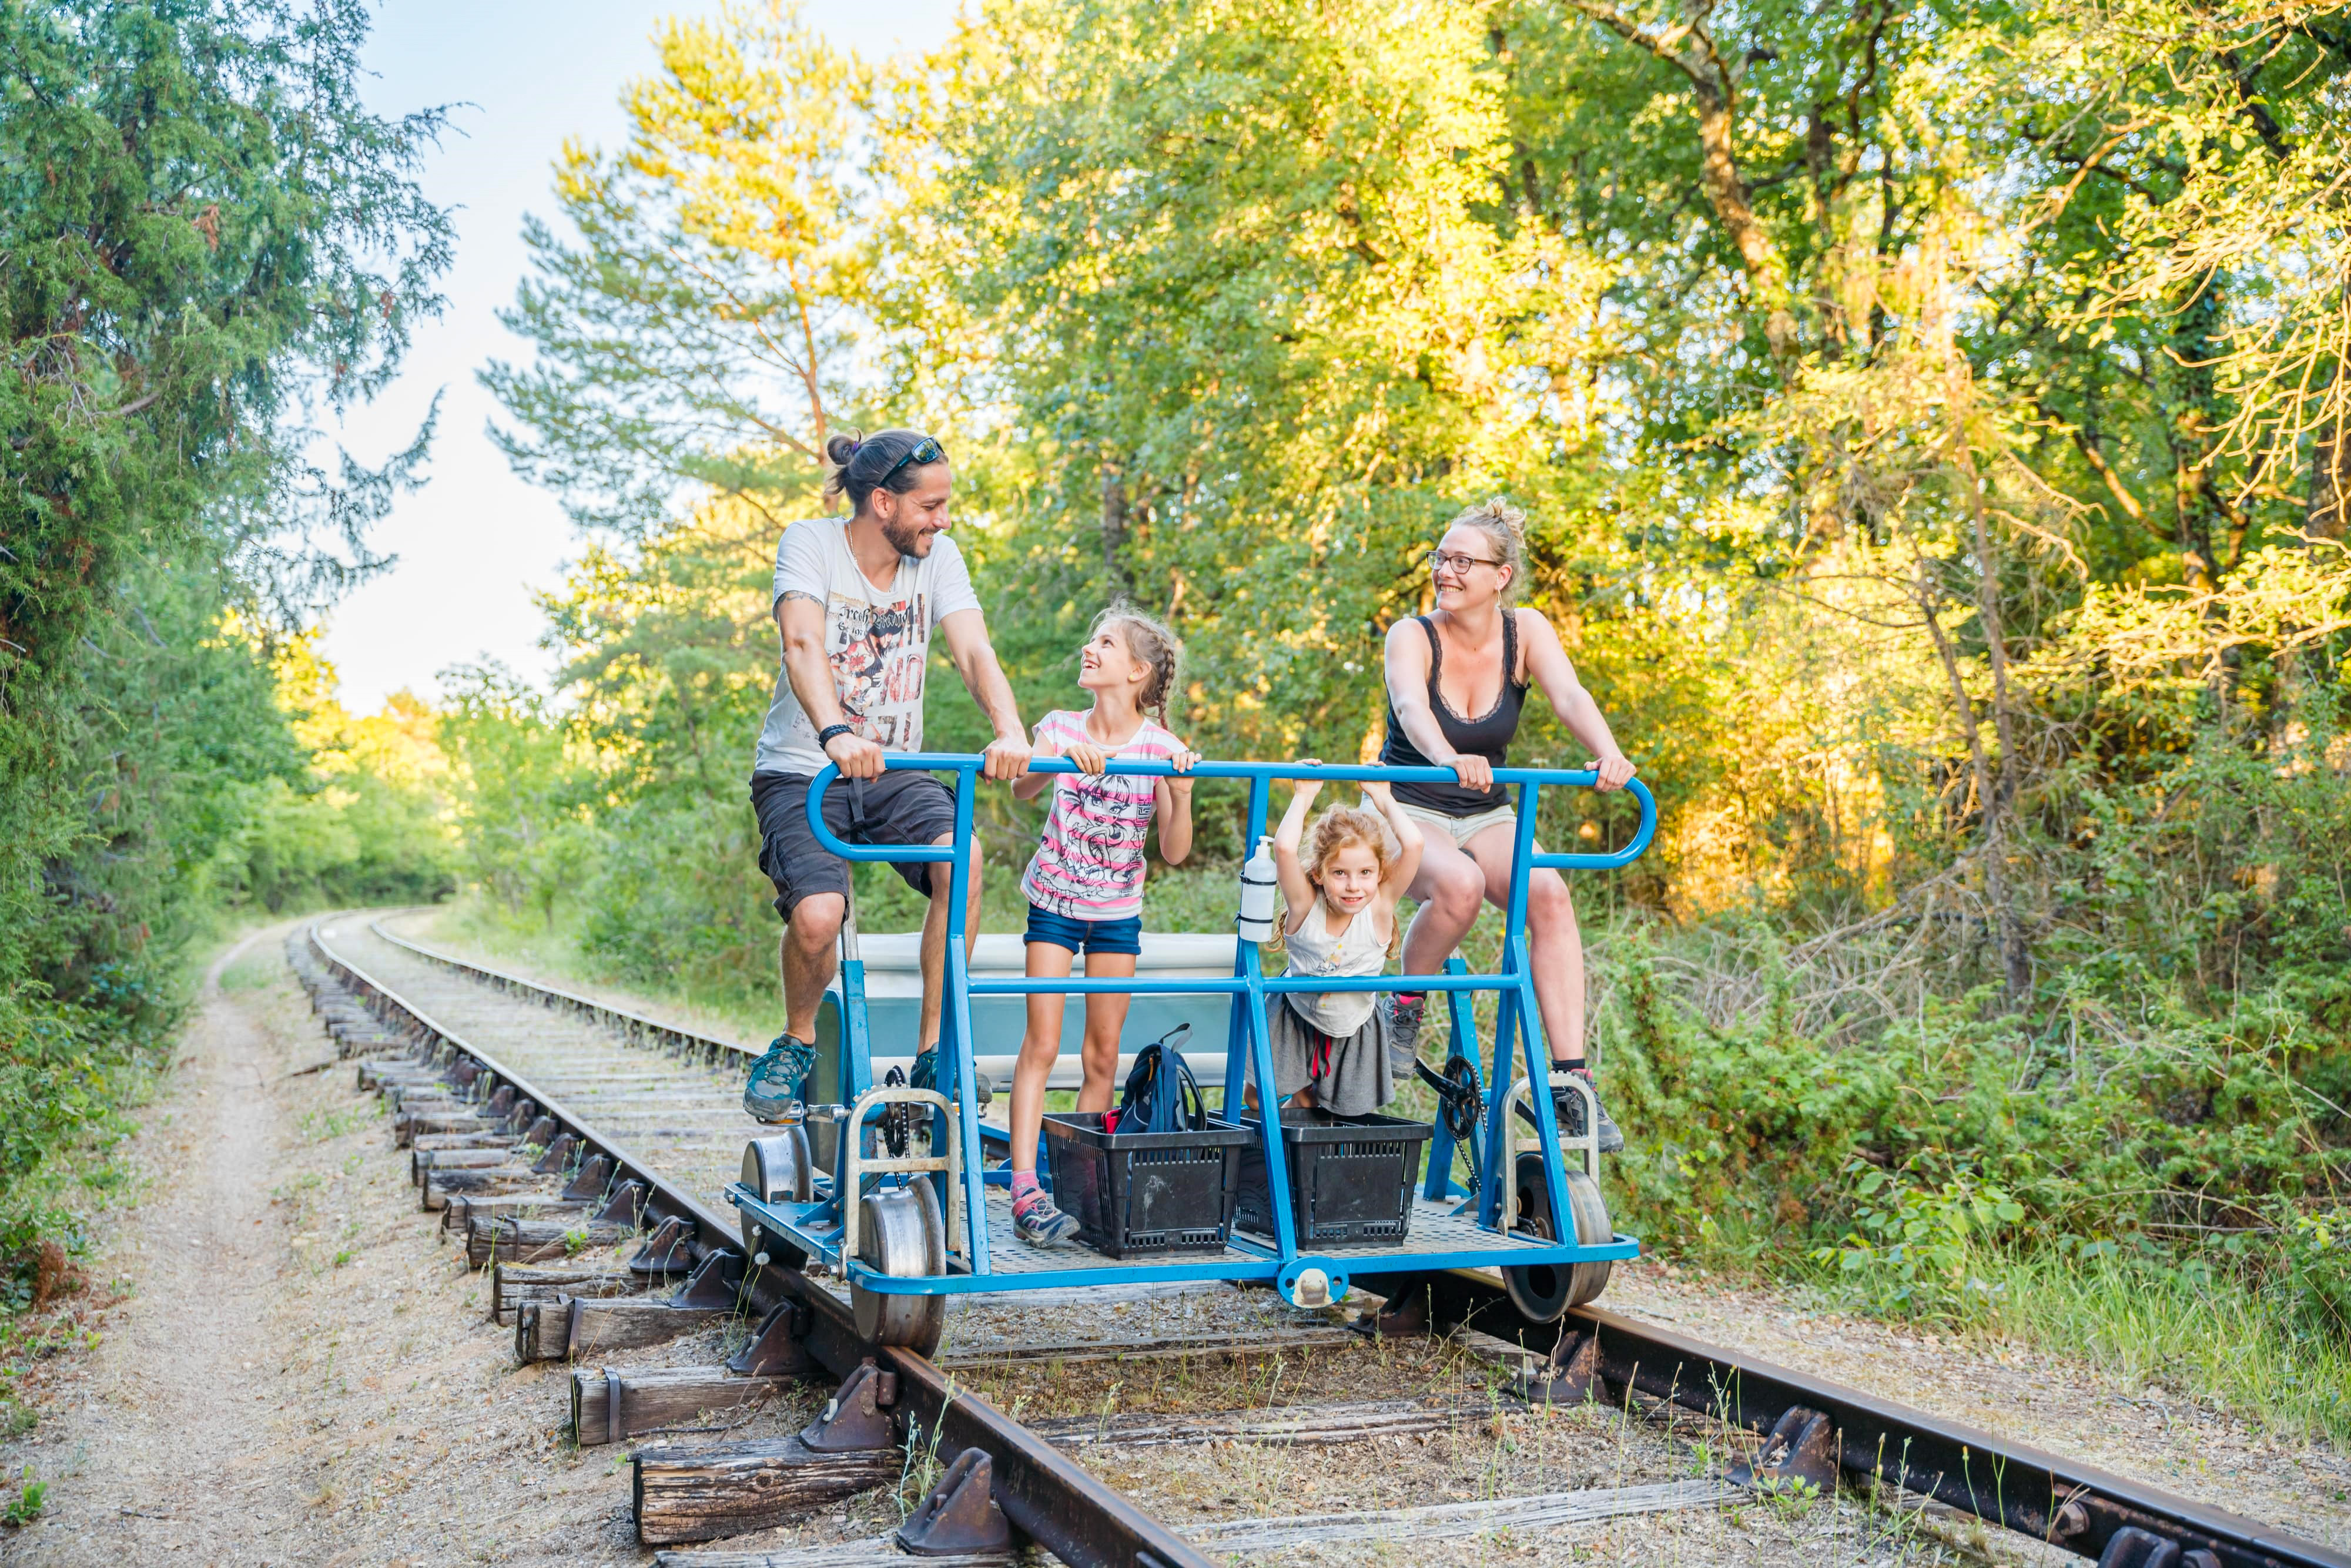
left=832, top=594, right=927, bottom=749
left=1021, top=711, right=1182, bottom=921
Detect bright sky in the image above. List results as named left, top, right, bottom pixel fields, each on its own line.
left=318, top=0, right=959, bottom=713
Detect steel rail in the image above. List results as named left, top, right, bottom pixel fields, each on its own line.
left=366, top=910, right=756, bottom=1070
left=304, top=916, right=1212, bottom=1568
left=1398, top=1268, right=2350, bottom=1568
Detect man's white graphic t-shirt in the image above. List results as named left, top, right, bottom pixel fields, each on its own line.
left=751, top=518, right=980, bottom=778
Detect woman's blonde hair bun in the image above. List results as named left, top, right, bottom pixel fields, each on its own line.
left=1446, top=497, right=1529, bottom=601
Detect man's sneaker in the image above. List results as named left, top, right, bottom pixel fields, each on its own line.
left=1012, top=1192, right=1080, bottom=1245
left=1386, top=993, right=1427, bottom=1075
left=1555, top=1066, right=1625, bottom=1154
left=909, top=1046, right=995, bottom=1107
left=743, top=1034, right=815, bottom=1123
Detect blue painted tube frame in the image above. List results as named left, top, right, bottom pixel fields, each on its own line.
left=791, top=752, right=1656, bottom=1292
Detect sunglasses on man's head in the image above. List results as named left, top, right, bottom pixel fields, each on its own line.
left=877, top=435, right=946, bottom=483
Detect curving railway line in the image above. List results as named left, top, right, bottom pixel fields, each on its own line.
left=291, top=909, right=2350, bottom=1568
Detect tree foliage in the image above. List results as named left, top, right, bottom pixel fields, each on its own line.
left=477, top=0, right=2351, bottom=1395
left=0, top=1, right=451, bottom=1254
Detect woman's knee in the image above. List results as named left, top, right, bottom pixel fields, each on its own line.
left=1525, top=869, right=1578, bottom=929
left=1420, top=858, right=1483, bottom=924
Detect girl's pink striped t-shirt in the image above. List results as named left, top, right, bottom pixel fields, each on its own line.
left=1020, top=709, right=1182, bottom=921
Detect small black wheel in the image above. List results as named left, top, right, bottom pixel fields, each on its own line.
left=1503, top=1151, right=1615, bottom=1321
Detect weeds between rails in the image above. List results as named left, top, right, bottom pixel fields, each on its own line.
left=280, top=914, right=2342, bottom=1567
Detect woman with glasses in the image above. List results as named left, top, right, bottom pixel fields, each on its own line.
left=1375, top=498, right=1638, bottom=1156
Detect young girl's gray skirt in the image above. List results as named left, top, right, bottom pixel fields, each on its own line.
left=1247, top=995, right=1405, bottom=1117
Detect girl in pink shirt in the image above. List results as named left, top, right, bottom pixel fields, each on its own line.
left=1005, top=607, right=1198, bottom=1244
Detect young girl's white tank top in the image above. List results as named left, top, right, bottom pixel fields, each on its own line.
left=1282, top=902, right=1387, bottom=1037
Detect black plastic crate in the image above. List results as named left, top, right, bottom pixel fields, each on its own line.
left=1041, top=1113, right=1252, bottom=1258
left=1234, top=1108, right=1435, bottom=1248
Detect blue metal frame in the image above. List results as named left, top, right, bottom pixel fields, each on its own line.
left=727, top=754, right=1656, bottom=1304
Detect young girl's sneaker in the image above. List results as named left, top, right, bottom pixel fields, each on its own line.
left=1385, top=993, right=1426, bottom=1073
left=1012, top=1190, right=1080, bottom=1245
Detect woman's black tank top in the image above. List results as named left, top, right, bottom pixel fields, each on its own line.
left=1379, top=612, right=1528, bottom=813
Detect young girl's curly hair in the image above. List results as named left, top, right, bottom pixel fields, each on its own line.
left=1265, top=804, right=1405, bottom=964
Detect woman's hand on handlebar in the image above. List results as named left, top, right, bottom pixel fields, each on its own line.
left=1445, top=752, right=1494, bottom=792
left=825, top=730, right=886, bottom=779
left=1593, top=753, right=1637, bottom=792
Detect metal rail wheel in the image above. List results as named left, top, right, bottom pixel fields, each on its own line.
left=853, top=1180, right=949, bottom=1352
left=1505, top=1150, right=1613, bottom=1320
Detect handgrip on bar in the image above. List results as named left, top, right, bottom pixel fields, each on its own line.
left=801, top=754, right=1657, bottom=869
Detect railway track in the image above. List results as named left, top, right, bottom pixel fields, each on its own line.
left=288, top=909, right=2350, bottom=1568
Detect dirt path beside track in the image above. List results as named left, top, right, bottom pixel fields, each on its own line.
left=0, top=924, right=654, bottom=1566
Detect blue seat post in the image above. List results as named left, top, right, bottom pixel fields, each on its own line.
left=1230, top=774, right=1300, bottom=1258
left=1419, top=954, right=1478, bottom=1202
left=942, top=760, right=993, bottom=1273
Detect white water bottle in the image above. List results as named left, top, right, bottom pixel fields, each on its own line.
left=1237, top=836, right=1279, bottom=943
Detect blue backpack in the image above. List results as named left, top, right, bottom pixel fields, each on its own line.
left=1115, top=1023, right=1205, bottom=1134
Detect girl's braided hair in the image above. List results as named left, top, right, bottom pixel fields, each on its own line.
left=1092, top=602, right=1183, bottom=725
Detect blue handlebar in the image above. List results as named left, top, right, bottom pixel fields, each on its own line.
left=800, top=753, right=1656, bottom=870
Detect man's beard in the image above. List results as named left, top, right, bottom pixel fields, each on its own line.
left=879, top=512, right=930, bottom=560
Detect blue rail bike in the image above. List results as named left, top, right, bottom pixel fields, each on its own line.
left=726, top=754, right=1657, bottom=1355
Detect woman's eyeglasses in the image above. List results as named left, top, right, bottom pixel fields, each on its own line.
left=877, top=435, right=946, bottom=483
left=1428, top=548, right=1500, bottom=575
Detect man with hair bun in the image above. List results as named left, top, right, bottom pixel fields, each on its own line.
left=741, top=428, right=1030, bottom=1121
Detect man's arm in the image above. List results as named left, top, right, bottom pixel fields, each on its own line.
left=1516, top=610, right=1636, bottom=791
left=936, top=606, right=1030, bottom=782
left=778, top=595, right=885, bottom=779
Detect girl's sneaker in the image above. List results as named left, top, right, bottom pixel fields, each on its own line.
left=1385, top=993, right=1426, bottom=1073
left=1012, top=1190, right=1080, bottom=1245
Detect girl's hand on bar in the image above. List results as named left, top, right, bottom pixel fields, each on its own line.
left=1067, top=741, right=1110, bottom=776
left=1593, top=753, right=1637, bottom=792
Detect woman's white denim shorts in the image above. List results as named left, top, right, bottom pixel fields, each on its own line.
left=1394, top=799, right=1517, bottom=849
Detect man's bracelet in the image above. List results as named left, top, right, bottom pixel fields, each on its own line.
left=817, top=723, right=856, bottom=748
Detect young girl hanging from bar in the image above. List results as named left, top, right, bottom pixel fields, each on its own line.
left=1003, top=606, right=1198, bottom=1245
left=1251, top=769, right=1425, bottom=1117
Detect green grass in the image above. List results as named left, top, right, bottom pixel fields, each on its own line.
left=1958, top=1247, right=2351, bottom=1446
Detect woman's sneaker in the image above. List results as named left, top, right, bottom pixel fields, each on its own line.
left=1012, top=1190, right=1080, bottom=1245
left=1555, top=1066, right=1625, bottom=1154
left=743, top=1033, right=815, bottom=1123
